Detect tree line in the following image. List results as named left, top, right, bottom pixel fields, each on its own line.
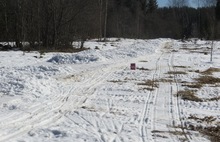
left=0, top=0, right=220, bottom=50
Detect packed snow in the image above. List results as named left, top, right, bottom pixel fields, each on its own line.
left=0, top=38, right=220, bottom=142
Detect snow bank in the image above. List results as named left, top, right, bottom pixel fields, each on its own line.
left=48, top=39, right=164, bottom=65
left=0, top=65, right=59, bottom=96
left=47, top=52, right=100, bottom=64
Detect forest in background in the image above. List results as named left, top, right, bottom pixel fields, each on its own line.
left=0, top=0, right=220, bottom=50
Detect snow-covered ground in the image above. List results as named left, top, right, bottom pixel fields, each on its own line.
left=0, top=38, right=220, bottom=142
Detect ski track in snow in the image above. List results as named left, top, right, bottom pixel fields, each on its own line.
left=0, top=39, right=220, bottom=142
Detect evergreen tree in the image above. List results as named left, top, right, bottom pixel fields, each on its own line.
left=146, top=0, right=158, bottom=13
left=216, top=0, right=220, bottom=21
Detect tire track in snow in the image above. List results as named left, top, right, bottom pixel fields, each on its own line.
left=149, top=42, right=179, bottom=142
left=139, top=53, right=163, bottom=142
left=63, top=64, right=129, bottom=142
left=0, top=64, right=118, bottom=142
left=168, top=46, right=191, bottom=142
left=152, top=50, right=178, bottom=142
left=168, top=46, right=206, bottom=142
left=167, top=51, right=185, bottom=142
left=0, top=40, right=165, bottom=142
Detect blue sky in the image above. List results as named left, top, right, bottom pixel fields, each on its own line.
left=157, top=0, right=196, bottom=7
left=158, top=0, right=169, bottom=7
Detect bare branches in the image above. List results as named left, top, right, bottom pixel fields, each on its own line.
left=168, top=0, right=189, bottom=7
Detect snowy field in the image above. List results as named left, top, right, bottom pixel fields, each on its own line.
left=0, top=38, right=220, bottom=142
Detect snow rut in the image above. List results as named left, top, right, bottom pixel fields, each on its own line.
left=167, top=42, right=191, bottom=142
left=3, top=39, right=205, bottom=142
left=0, top=60, right=128, bottom=142
left=139, top=53, right=163, bottom=142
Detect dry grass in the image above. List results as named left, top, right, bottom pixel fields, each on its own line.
left=195, top=76, right=220, bottom=84
left=201, top=68, right=220, bottom=75
left=189, top=70, right=200, bottom=73
left=137, top=67, right=149, bottom=71
left=152, top=130, right=163, bottom=133
left=152, top=130, right=185, bottom=138
left=158, top=78, right=174, bottom=83
left=137, top=80, right=159, bottom=88
left=190, top=51, right=209, bottom=55
left=174, top=66, right=189, bottom=68
left=139, top=87, right=155, bottom=91
left=206, top=97, right=220, bottom=102
left=194, top=126, right=220, bottom=142
left=169, top=131, right=185, bottom=136
left=167, top=71, right=187, bottom=75
left=187, top=115, right=220, bottom=142
left=81, top=106, right=96, bottom=112
left=180, top=47, right=202, bottom=51
left=188, top=115, right=217, bottom=124
left=139, top=60, right=148, bottom=62
left=124, top=77, right=136, bottom=81
left=108, top=80, right=126, bottom=83
left=177, top=90, right=203, bottom=102
left=182, top=83, right=203, bottom=89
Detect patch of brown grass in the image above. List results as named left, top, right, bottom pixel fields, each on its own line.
left=180, top=47, right=201, bottom=51
left=137, top=67, right=149, bottom=71
left=177, top=90, right=203, bottom=102
left=139, top=60, right=148, bottom=62
left=196, top=126, right=220, bottom=142
left=108, top=80, right=126, bottom=83
left=174, top=66, right=189, bottom=68
left=151, top=130, right=168, bottom=138
left=171, top=50, right=178, bottom=52
left=182, top=83, right=203, bottom=89
left=188, top=115, right=217, bottom=124
left=169, top=130, right=186, bottom=136
left=137, top=80, right=159, bottom=88
left=124, top=77, right=136, bottom=81
left=139, top=87, right=155, bottom=91
left=201, top=68, right=220, bottom=75
left=81, top=106, right=96, bottom=112
left=167, top=71, right=187, bottom=75
left=195, top=76, right=220, bottom=84
left=190, top=51, right=209, bottom=54
left=152, top=129, right=185, bottom=137
left=188, top=70, right=200, bottom=73
left=206, top=97, right=220, bottom=102
left=157, top=78, right=174, bottom=83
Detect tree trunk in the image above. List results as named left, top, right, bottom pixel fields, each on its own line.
left=99, top=0, right=102, bottom=41
left=104, top=0, right=108, bottom=41
left=52, top=3, right=57, bottom=46
left=15, top=0, right=22, bottom=48
left=136, top=3, right=140, bottom=39
left=37, top=1, right=41, bottom=47
left=4, top=9, right=8, bottom=44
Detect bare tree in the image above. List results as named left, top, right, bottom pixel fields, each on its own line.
left=104, top=0, right=108, bottom=41
left=0, top=0, right=9, bottom=44
left=168, top=0, right=189, bottom=7
left=98, top=0, right=103, bottom=41
left=202, top=0, right=216, bottom=7
left=193, top=0, right=216, bottom=7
